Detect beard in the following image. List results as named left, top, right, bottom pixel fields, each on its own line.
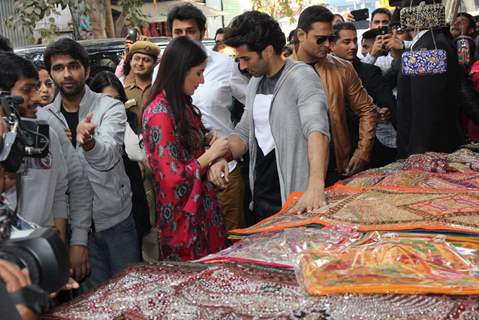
left=57, top=81, right=85, bottom=99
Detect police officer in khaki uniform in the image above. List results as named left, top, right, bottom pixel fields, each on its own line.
left=124, top=40, right=160, bottom=126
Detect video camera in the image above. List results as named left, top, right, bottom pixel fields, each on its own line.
left=0, top=92, right=70, bottom=316
left=0, top=92, right=50, bottom=172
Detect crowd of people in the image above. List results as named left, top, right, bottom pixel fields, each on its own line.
left=1, top=0, right=479, bottom=314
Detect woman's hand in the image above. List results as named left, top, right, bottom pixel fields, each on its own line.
left=207, top=137, right=229, bottom=161
left=198, top=138, right=229, bottom=170
left=205, top=131, right=218, bottom=146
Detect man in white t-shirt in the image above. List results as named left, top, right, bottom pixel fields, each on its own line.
left=166, top=4, right=249, bottom=230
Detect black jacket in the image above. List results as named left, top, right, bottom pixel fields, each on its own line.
left=352, top=58, right=397, bottom=125
left=396, top=30, right=465, bottom=158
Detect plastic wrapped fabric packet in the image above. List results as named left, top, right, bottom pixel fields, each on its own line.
left=295, top=234, right=479, bottom=295
left=198, top=225, right=362, bottom=268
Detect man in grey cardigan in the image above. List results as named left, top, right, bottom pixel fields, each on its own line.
left=209, top=11, right=330, bottom=223
left=40, top=38, right=140, bottom=290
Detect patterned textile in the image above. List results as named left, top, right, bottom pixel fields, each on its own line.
left=401, top=49, right=447, bottom=76
left=399, top=3, right=446, bottom=30
left=44, top=262, right=328, bottom=320
left=296, top=234, right=479, bottom=295
left=142, top=92, right=226, bottom=261
left=230, top=188, right=479, bottom=236
left=43, top=262, right=479, bottom=320
left=198, top=226, right=362, bottom=269
left=231, top=150, right=479, bottom=237
left=403, top=153, right=453, bottom=173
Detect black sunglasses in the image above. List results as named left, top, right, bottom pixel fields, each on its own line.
left=316, top=35, right=336, bottom=45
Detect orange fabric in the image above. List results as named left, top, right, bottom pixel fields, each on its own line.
left=230, top=179, right=479, bottom=236
left=297, top=234, right=479, bottom=295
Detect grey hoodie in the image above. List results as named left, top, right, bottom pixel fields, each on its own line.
left=234, top=59, right=330, bottom=204
left=37, top=86, right=132, bottom=235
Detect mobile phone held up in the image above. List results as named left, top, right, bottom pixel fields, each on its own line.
left=351, top=8, right=369, bottom=21
left=377, top=26, right=392, bottom=35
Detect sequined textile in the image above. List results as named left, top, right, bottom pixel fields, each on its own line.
left=43, top=262, right=328, bottom=320
left=230, top=149, right=479, bottom=237
left=230, top=189, right=479, bottom=236
left=42, top=262, right=479, bottom=320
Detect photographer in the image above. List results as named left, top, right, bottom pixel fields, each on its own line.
left=361, top=8, right=396, bottom=73
left=0, top=147, right=35, bottom=320
left=0, top=52, right=68, bottom=241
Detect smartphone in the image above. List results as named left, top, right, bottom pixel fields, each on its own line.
left=377, top=26, right=392, bottom=35
left=351, top=8, right=369, bottom=21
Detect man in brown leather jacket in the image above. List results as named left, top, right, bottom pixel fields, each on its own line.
left=294, top=5, right=378, bottom=185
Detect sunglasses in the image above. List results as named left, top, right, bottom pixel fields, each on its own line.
left=316, top=35, right=336, bottom=45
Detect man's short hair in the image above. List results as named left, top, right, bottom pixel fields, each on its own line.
left=371, top=8, right=392, bottom=21
left=333, top=22, right=357, bottom=39
left=167, top=4, right=207, bottom=34
left=457, top=12, right=476, bottom=32
left=44, top=37, right=89, bottom=72
left=0, top=52, right=38, bottom=91
left=298, top=5, right=334, bottom=32
left=224, top=11, right=286, bottom=55
left=0, top=35, right=13, bottom=52
left=215, top=28, right=224, bottom=38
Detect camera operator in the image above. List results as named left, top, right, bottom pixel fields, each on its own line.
left=0, top=145, right=35, bottom=320
left=0, top=53, right=69, bottom=242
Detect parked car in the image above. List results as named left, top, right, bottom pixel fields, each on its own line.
left=15, top=37, right=215, bottom=79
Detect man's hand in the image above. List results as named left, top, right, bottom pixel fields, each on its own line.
left=207, top=158, right=229, bottom=189
left=377, top=107, right=392, bottom=123
left=286, top=185, right=327, bottom=214
left=0, top=259, right=37, bottom=320
left=77, top=112, right=97, bottom=150
left=384, top=35, right=404, bottom=51
left=371, top=35, right=385, bottom=58
left=0, top=259, right=31, bottom=293
left=384, top=35, right=404, bottom=59
left=69, top=245, right=90, bottom=281
left=64, top=128, right=72, bottom=142
left=343, top=12, right=355, bottom=22
left=343, top=155, right=368, bottom=176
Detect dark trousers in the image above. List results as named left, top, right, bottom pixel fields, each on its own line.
left=80, top=214, right=140, bottom=292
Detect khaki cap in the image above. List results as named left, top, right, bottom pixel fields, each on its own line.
left=129, top=40, right=160, bottom=59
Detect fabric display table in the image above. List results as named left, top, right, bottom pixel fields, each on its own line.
left=44, top=147, right=479, bottom=319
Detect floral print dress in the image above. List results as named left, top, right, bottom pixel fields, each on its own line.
left=142, top=92, right=226, bottom=261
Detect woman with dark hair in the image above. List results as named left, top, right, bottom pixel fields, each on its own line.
left=142, top=36, right=228, bottom=261
left=33, top=61, right=56, bottom=107
left=89, top=71, right=151, bottom=256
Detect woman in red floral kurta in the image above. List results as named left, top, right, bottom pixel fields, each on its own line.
left=142, top=37, right=228, bottom=261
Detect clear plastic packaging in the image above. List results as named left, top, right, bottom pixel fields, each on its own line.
left=295, top=233, right=479, bottom=295
left=199, top=225, right=361, bottom=268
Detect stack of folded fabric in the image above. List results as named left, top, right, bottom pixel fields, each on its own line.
left=45, top=148, right=479, bottom=319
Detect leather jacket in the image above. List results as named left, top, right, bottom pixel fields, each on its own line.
left=313, top=55, right=377, bottom=172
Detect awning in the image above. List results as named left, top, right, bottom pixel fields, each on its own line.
left=112, top=1, right=224, bottom=23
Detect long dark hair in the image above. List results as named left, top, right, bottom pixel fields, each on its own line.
left=146, top=36, right=207, bottom=155
left=89, top=71, right=128, bottom=103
